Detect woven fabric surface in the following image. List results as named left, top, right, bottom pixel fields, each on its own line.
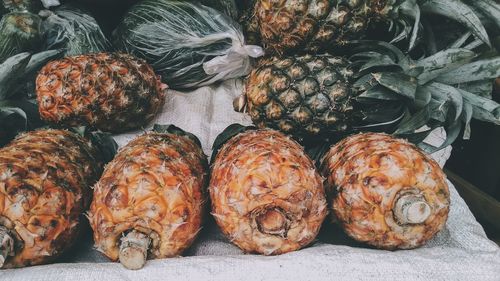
left=1, top=80, right=499, bottom=281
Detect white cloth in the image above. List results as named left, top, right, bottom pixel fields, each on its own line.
left=1, top=80, right=499, bottom=281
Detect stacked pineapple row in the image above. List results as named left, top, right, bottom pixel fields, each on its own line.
left=0, top=0, right=499, bottom=271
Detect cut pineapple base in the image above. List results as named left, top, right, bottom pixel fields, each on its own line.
left=210, top=128, right=327, bottom=255
left=89, top=131, right=207, bottom=269
left=321, top=132, right=450, bottom=249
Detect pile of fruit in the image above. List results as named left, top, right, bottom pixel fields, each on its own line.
left=0, top=0, right=499, bottom=271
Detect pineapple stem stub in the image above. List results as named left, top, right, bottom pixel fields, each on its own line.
left=0, top=226, right=14, bottom=268
left=254, top=207, right=290, bottom=237
left=233, top=94, right=247, bottom=113
left=119, top=230, right=151, bottom=270
left=394, top=193, right=432, bottom=225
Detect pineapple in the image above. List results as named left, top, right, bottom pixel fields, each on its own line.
left=238, top=41, right=500, bottom=146
left=246, top=0, right=491, bottom=54
left=0, top=129, right=106, bottom=268
left=209, top=126, right=327, bottom=255
left=320, top=132, right=450, bottom=249
left=89, top=125, right=208, bottom=270
left=36, top=53, right=166, bottom=133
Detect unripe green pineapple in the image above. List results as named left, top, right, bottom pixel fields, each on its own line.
left=237, top=41, right=500, bottom=147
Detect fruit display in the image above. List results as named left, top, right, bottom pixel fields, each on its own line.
left=209, top=125, right=327, bottom=255
left=0, top=129, right=110, bottom=268
left=113, top=0, right=263, bottom=89
left=238, top=42, right=500, bottom=147
left=41, top=4, right=111, bottom=56
left=35, top=52, right=166, bottom=133
left=320, top=133, right=450, bottom=249
left=89, top=125, right=208, bottom=270
left=244, top=0, right=492, bottom=54
left=0, top=0, right=498, bottom=273
left=0, top=11, right=41, bottom=63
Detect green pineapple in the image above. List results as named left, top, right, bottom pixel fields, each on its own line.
left=237, top=41, right=500, bottom=151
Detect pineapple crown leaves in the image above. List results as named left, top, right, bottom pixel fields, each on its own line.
left=349, top=41, right=500, bottom=153
left=391, top=0, right=492, bottom=50
left=210, top=123, right=256, bottom=164
left=0, top=52, right=31, bottom=100
left=70, top=126, right=118, bottom=164
left=0, top=105, right=27, bottom=147
left=0, top=50, right=64, bottom=145
left=152, top=124, right=203, bottom=149
left=0, top=49, right=63, bottom=100
left=464, top=0, right=500, bottom=31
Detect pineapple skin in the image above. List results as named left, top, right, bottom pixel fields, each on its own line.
left=0, top=129, right=103, bottom=268
left=320, top=133, right=450, bottom=250
left=89, top=132, right=208, bottom=261
left=245, top=54, right=355, bottom=139
left=36, top=53, right=166, bottom=133
left=251, top=0, right=394, bottom=54
left=210, top=129, right=327, bottom=255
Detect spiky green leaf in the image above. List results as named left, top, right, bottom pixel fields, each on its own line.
left=424, top=82, right=463, bottom=121
left=372, top=72, right=417, bottom=100
left=0, top=52, right=31, bottom=100
left=211, top=123, right=256, bottom=163
left=434, top=57, right=500, bottom=84
left=418, top=122, right=461, bottom=154
left=70, top=127, right=118, bottom=163
left=394, top=107, right=431, bottom=135
left=153, top=124, right=203, bottom=148
left=357, top=85, right=401, bottom=101
left=0, top=106, right=27, bottom=146
left=448, top=31, right=472, bottom=49
left=461, top=102, right=473, bottom=139
left=458, top=80, right=493, bottom=99
left=24, top=49, right=63, bottom=75
left=420, top=0, right=491, bottom=47
left=415, top=86, right=432, bottom=109
left=466, top=0, right=500, bottom=29
left=415, top=48, right=476, bottom=84
left=458, top=88, right=500, bottom=125
left=428, top=97, right=450, bottom=123
left=399, top=0, right=421, bottom=50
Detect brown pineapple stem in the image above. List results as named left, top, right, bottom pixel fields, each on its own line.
left=233, top=94, right=247, bottom=113
left=394, top=194, right=432, bottom=225
left=0, top=226, right=14, bottom=268
left=119, top=230, right=151, bottom=270
left=254, top=207, right=290, bottom=237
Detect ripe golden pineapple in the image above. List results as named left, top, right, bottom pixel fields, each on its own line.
left=320, top=133, right=450, bottom=249
left=0, top=129, right=104, bottom=268
left=36, top=53, right=166, bottom=133
left=89, top=126, right=208, bottom=270
left=210, top=126, right=327, bottom=255
left=247, top=0, right=490, bottom=54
